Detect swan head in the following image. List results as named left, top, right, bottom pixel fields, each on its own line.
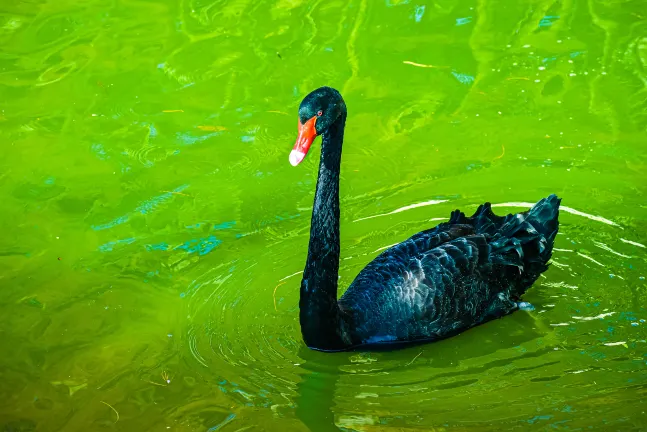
left=290, top=86, right=346, bottom=166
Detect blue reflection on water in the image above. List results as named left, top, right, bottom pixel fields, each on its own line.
left=175, top=235, right=221, bottom=255
left=98, top=237, right=136, bottom=252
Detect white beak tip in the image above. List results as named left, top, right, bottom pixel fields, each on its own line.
left=289, top=150, right=306, bottom=166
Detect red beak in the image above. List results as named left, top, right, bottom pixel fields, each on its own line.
left=290, top=116, right=317, bottom=166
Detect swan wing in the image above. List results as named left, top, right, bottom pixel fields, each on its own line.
left=339, top=231, right=508, bottom=344
left=338, top=196, right=560, bottom=345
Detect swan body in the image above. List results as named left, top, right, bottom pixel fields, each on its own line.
left=289, top=86, right=561, bottom=352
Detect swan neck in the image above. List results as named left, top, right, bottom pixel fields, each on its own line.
left=299, top=112, right=349, bottom=350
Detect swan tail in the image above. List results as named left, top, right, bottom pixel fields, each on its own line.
left=524, top=194, right=561, bottom=249
left=486, top=194, right=561, bottom=293
left=467, top=202, right=506, bottom=235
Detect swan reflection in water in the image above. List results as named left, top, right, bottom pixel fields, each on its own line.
left=294, top=306, right=556, bottom=431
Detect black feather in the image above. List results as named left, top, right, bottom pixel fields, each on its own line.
left=338, top=195, right=561, bottom=346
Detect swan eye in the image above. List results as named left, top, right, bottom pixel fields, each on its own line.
left=317, top=110, right=323, bottom=117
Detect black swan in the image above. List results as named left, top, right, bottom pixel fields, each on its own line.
left=289, top=86, right=561, bottom=352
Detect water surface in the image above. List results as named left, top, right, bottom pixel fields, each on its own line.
left=1, top=0, right=646, bottom=430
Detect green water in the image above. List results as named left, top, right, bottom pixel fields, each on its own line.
left=1, top=0, right=646, bottom=430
